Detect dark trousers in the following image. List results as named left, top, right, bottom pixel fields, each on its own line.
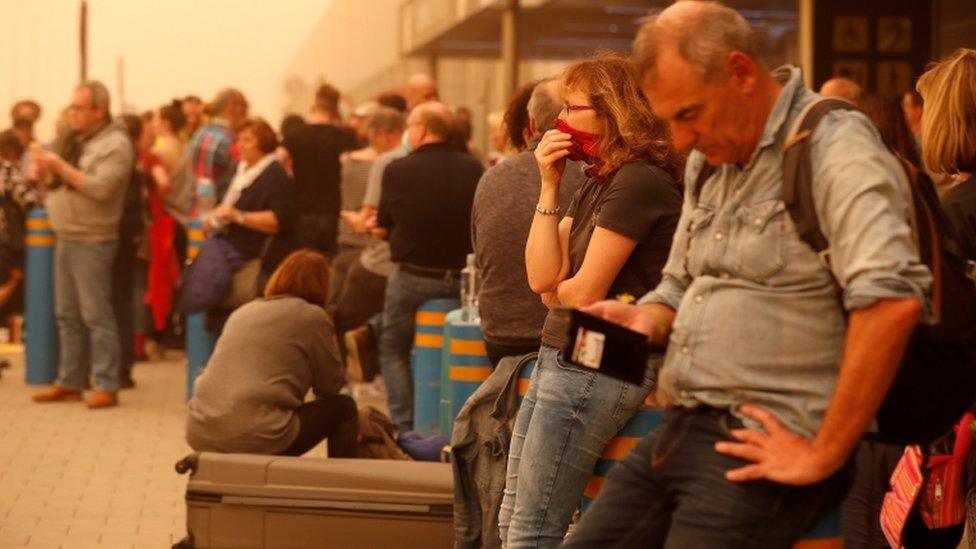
left=484, top=340, right=540, bottom=368
left=280, top=394, right=359, bottom=458
left=842, top=440, right=903, bottom=548
left=112, top=247, right=135, bottom=382
left=332, top=257, right=388, bottom=334
left=564, top=407, right=853, bottom=549
left=293, top=213, right=339, bottom=259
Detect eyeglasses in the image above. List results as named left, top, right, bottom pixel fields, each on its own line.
left=69, top=103, right=92, bottom=112
left=561, top=103, right=595, bottom=114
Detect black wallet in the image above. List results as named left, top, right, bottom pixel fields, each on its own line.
left=555, top=306, right=651, bottom=386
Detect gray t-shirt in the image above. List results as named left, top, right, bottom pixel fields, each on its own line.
left=185, top=296, right=344, bottom=454
left=471, top=140, right=585, bottom=346
left=338, top=156, right=374, bottom=249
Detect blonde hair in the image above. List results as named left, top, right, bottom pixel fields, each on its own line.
left=917, top=48, right=976, bottom=174
left=562, top=52, right=685, bottom=182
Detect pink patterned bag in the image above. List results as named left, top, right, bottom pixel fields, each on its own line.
left=881, top=413, right=974, bottom=548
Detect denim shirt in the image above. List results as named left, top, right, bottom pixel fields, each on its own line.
left=639, top=66, right=932, bottom=438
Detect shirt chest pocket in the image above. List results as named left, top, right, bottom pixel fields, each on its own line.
left=733, top=200, right=788, bottom=281
left=684, top=206, right=715, bottom=276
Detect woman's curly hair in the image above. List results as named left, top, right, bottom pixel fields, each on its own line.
left=562, top=52, right=685, bottom=182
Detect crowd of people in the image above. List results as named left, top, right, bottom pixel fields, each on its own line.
left=3, top=0, right=976, bottom=546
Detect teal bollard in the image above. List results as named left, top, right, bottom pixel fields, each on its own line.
left=412, top=298, right=459, bottom=436
left=439, top=308, right=464, bottom=435
left=185, top=218, right=215, bottom=399
left=24, top=208, right=59, bottom=384
left=448, top=320, right=491, bottom=422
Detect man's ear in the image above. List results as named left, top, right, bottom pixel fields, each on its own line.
left=726, top=51, right=759, bottom=94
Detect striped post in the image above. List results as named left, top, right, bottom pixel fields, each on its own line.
left=439, top=308, right=464, bottom=435
left=448, top=320, right=491, bottom=422
left=578, top=405, right=842, bottom=548
left=580, top=407, right=665, bottom=510
left=412, top=298, right=459, bottom=436
left=792, top=506, right=842, bottom=548
left=24, top=208, right=59, bottom=384
left=185, top=218, right=215, bottom=399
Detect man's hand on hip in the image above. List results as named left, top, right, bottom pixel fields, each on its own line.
left=714, top=405, right=843, bottom=486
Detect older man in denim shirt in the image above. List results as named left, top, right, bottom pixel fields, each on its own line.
left=567, top=2, right=930, bottom=547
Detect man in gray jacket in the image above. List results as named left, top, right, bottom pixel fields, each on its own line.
left=33, top=81, right=134, bottom=409
left=471, top=79, right=585, bottom=365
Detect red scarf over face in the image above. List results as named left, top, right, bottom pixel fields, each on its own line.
left=554, top=118, right=604, bottom=179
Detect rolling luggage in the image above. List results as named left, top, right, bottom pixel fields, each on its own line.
left=174, top=453, right=454, bottom=549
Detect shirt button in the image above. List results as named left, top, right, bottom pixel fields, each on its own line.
left=720, top=272, right=731, bottom=280
left=714, top=232, right=723, bottom=240
left=754, top=218, right=763, bottom=226
left=679, top=390, right=689, bottom=398
left=680, top=346, right=690, bottom=355
left=694, top=295, right=703, bottom=303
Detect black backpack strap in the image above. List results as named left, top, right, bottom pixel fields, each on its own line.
left=782, top=98, right=860, bottom=261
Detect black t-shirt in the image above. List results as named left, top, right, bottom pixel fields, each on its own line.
left=541, top=160, right=683, bottom=347
left=941, top=175, right=976, bottom=262
left=282, top=123, right=357, bottom=216
left=378, top=143, right=484, bottom=270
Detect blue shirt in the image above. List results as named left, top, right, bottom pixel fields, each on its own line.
left=640, top=66, right=931, bottom=438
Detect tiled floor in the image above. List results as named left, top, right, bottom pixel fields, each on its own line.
left=0, top=346, right=192, bottom=548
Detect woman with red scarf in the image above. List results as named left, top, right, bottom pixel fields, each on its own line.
left=498, top=52, right=685, bottom=548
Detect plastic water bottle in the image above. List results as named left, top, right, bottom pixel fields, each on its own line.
left=460, top=253, right=479, bottom=322
left=196, top=177, right=216, bottom=219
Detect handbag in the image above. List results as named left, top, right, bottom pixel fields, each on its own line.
left=881, top=412, right=974, bottom=548
left=218, top=237, right=272, bottom=310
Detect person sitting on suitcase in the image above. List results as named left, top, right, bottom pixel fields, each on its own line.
left=185, top=249, right=358, bottom=457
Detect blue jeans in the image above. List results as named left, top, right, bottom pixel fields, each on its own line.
left=563, top=407, right=854, bottom=548
left=378, top=267, right=459, bottom=432
left=498, top=344, right=654, bottom=548
left=55, top=240, right=120, bottom=392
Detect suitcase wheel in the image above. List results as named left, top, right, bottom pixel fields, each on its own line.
left=174, top=453, right=199, bottom=475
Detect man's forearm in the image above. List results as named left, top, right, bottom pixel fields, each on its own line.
left=54, top=160, right=86, bottom=190
left=811, top=297, right=922, bottom=468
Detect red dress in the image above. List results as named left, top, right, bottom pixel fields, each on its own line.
left=142, top=152, right=180, bottom=331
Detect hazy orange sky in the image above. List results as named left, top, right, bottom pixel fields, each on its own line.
left=0, top=0, right=334, bottom=140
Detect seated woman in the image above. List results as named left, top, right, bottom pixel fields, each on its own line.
left=185, top=249, right=359, bottom=457
left=498, top=52, right=685, bottom=547
left=180, top=118, right=294, bottom=314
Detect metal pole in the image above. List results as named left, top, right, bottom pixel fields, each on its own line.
left=501, top=0, right=520, bottom=101
left=799, top=0, right=814, bottom=88
left=79, top=0, right=88, bottom=83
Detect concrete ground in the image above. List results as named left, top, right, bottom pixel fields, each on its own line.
left=0, top=342, right=389, bottom=549
left=0, top=345, right=190, bottom=548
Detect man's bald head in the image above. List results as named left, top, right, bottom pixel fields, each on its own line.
left=819, top=77, right=862, bottom=106
left=634, top=0, right=762, bottom=84
left=405, top=73, right=439, bottom=108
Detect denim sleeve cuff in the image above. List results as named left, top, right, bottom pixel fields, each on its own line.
left=842, top=275, right=931, bottom=317
left=638, top=277, right=686, bottom=310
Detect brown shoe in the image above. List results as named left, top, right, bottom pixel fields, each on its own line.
left=85, top=390, right=118, bottom=409
left=32, top=385, right=83, bottom=403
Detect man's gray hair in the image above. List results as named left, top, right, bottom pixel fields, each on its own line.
left=634, top=0, right=762, bottom=82
left=78, top=80, right=111, bottom=116
left=366, top=106, right=406, bottom=135
left=527, top=78, right=561, bottom=133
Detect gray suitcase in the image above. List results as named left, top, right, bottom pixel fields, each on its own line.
left=174, top=453, right=454, bottom=549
